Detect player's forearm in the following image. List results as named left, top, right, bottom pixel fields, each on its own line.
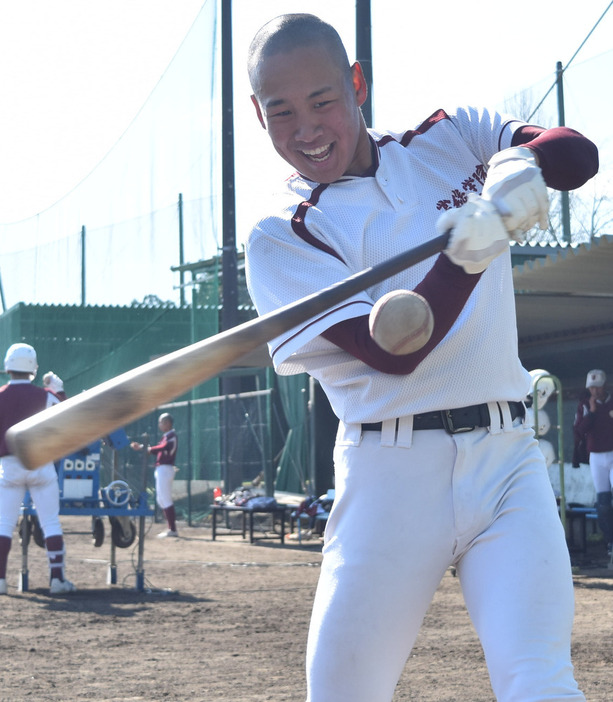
left=511, top=125, right=599, bottom=191
left=321, top=254, right=481, bottom=374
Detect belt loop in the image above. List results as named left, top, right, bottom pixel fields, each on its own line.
left=486, top=401, right=502, bottom=434
left=380, top=418, right=397, bottom=447
left=396, top=415, right=414, bottom=448
left=498, top=401, right=513, bottom=432
left=338, top=422, right=362, bottom=446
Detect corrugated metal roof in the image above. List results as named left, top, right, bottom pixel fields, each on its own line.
left=513, top=235, right=613, bottom=297
left=513, top=236, right=613, bottom=338
left=513, top=236, right=613, bottom=381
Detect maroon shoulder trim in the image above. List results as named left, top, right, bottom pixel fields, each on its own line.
left=290, top=183, right=345, bottom=263
left=271, top=299, right=368, bottom=363
left=376, top=109, right=450, bottom=149
left=498, top=118, right=524, bottom=151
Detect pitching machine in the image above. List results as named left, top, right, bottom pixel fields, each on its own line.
left=20, top=428, right=154, bottom=592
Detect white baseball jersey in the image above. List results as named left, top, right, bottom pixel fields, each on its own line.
left=246, top=106, right=532, bottom=424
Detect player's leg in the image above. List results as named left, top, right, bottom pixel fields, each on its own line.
left=154, top=465, right=177, bottom=534
left=27, top=464, right=74, bottom=589
left=27, top=464, right=62, bottom=537
left=154, top=465, right=173, bottom=509
left=590, top=451, right=613, bottom=549
left=595, top=491, right=613, bottom=550
left=306, top=429, right=457, bottom=702
left=457, top=430, right=584, bottom=701
left=0, top=458, right=28, bottom=585
left=608, top=458, right=613, bottom=553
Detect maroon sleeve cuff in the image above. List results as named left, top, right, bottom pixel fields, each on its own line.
left=511, top=125, right=599, bottom=191
left=321, top=254, right=482, bottom=374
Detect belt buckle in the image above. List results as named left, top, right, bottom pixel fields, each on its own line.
left=440, top=409, right=475, bottom=435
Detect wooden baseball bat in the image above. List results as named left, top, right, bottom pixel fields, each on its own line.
left=7, top=233, right=449, bottom=469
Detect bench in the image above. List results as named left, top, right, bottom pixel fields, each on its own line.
left=565, top=506, right=598, bottom=553
left=211, top=504, right=287, bottom=544
left=289, top=489, right=335, bottom=543
left=289, top=511, right=329, bottom=542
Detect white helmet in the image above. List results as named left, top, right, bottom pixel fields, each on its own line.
left=537, top=439, right=556, bottom=468
left=525, top=407, right=551, bottom=437
left=4, top=343, right=38, bottom=376
left=528, top=369, right=556, bottom=410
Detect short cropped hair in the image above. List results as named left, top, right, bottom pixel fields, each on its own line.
left=248, top=13, right=351, bottom=96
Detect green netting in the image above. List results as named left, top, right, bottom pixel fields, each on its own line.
left=0, top=299, right=332, bottom=522
left=115, top=382, right=276, bottom=523
left=0, top=302, right=218, bottom=397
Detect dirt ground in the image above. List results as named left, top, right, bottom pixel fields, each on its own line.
left=1, top=513, right=612, bottom=702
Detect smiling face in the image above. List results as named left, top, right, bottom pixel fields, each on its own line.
left=251, top=44, right=372, bottom=183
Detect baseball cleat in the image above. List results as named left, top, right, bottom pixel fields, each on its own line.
left=157, top=530, right=178, bottom=539
left=0, top=578, right=7, bottom=595
left=49, top=578, right=76, bottom=594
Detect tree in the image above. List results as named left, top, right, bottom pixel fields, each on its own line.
left=131, top=294, right=176, bottom=308
left=502, top=94, right=612, bottom=245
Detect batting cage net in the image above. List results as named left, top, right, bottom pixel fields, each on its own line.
left=99, top=374, right=315, bottom=525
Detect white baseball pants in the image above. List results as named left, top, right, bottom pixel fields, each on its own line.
left=154, top=464, right=175, bottom=509
left=0, top=456, right=63, bottom=538
left=306, top=421, right=584, bottom=702
left=588, top=450, right=613, bottom=493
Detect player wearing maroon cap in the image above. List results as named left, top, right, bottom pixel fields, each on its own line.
left=574, top=370, right=613, bottom=555
left=131, top=413, right=179, bottom=538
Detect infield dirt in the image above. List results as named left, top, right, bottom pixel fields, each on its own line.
left=1, top=514, right=612, bottom=701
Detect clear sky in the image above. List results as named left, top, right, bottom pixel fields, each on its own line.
left=1, top=0, right=611, bottom=241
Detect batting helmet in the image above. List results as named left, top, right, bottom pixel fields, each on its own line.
left=528, top=369, right=556, bottom=410
left=525, top=407, right=551, bottom=437
left=537, top=439, right=556, bottom=468
left=4, top=343, right=38, bottom=377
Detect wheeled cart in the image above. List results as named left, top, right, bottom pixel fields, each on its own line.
left=19, top=430, right=154, bottom=591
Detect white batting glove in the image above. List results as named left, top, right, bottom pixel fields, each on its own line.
left=481, top=146, right=549, bottom=240
left=437, top=195, right=510, bottom=274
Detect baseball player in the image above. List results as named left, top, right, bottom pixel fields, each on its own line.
left=43, top=371, right=67, bottom=402
left=245, top=14, right=599, bottom=702
left=0, top=344, right=76, bottom=594
left=131, top=413, right=179, bottom=538
left=573, top=369, right=613, bottom=554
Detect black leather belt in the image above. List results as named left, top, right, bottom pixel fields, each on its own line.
left=361, top=401, right=525, bottom=435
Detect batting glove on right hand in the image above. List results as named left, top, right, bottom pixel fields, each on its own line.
left=437, top=195, right=510, bottom=274
left=481, top=146, right=549, bottom=240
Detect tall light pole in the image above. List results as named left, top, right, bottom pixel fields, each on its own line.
left=221, top=0, right=238, bottom=332
left=556, top=61, right=572, bottom=244
left=356, top=0, right=373, bottom=127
